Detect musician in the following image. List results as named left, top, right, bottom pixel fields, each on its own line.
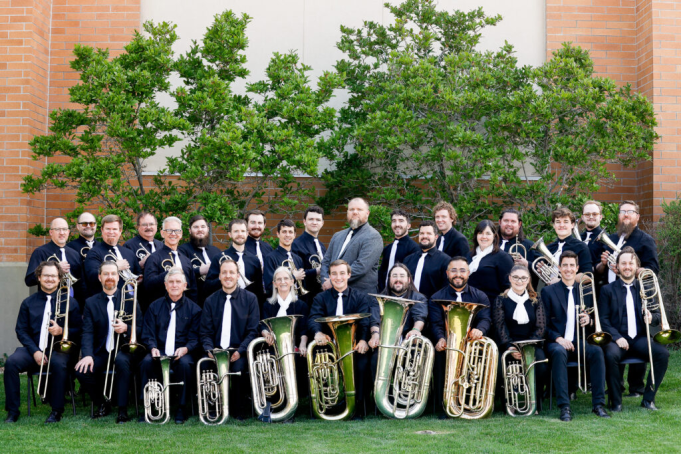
left=433, top=201, right=469, bottom=258
left=143, top=216, right=198, bottom=306
left=466, top=219, right=513, bottom=306
left=123, top=212, right=164, bottom=269
left=263, top=219, right=306, bottom=299
left=429, top=257, right=492, bottom=418
left=498, top=208, right=536, bottom=268
left=200, top=259, right=260, bottom=419
left=403, top=221, right=450, bottom=299
left=543, top=207, right=593, bottom=284
left=542, top=251, right=609, bottom=421
left=308, top=259, right=372, bottom=420
left=244, top=209, right=274, bottom=270
left=84, top=214, right=142, bottom=300
left=75, top=261, right=143, bottom=423
left=291, top=205, right=327, bottom=299
left=140, top=268, right=202, bottom=424
left=377, top=209, right=420, bottom=293
left=178, top=214, right=221, bottom=306
left=320, top=198, right=383, bottom=295
left=581, top=200, right=604, bottom=246
left=5, top=262, right=81, bottom=423
left=66, top=211, right=99, bottom=258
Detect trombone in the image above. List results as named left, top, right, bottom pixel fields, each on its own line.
left=282, top=258, right=309, bottom=296
left=529, top=238, right=560, bottom=284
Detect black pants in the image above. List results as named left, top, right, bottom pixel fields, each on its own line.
left=547, top=340, right=606, bottom=409
left=4, top=347, right=70, bottom=414
left=621, top=363, right=647, bottom=394
left=75, top=350, right=137, bottom=408
left=353, top=350, right=370, bottom=417
left=603, top=336, right=669, bottom=407
left=140, top=353, right=195, bottom=406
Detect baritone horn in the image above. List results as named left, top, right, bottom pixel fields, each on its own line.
left=369, top=294, right=434, bottom=419
left=530, top=238, right=560, bottom=284
left=143, top=355, right=184, bottom=424
left=197, top=349, right=241, bottom=425
left=595, top=230, right=623, bottom=266
left=502, top=340, right=547, bottom=416
left=282, top=258, right=309, bottom=296
left=307, top=313, right=370, bottom=420
left=247, top=315, right=300, bottom=423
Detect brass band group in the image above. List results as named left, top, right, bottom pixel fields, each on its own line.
left=4, top=197, right=677, bottom=425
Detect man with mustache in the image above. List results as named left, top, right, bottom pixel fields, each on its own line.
left=66, top=211, right=100, bottom=259
left=403, top=221, right=450, bottom=299
left=377, top=209, right=420, bottom=293
left=124, top=212, right=164, bottom=269
left=178, top=214, right=221, bottom=306
left=243, top=210, right=274, bottom=270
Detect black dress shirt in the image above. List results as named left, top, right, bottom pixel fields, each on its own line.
left=259, top=298, right=309, bottom=346
left=429, top=284, right=492, bottom=340
left=466, top=250, right=514, bottom=305
left=84, top=241, right=142, bottom=299
left=599, top=279, right=660, bottom=342
left=373, top=289, right=429, bottom=336
left=377, top=235, right=421, bottom=292
left=178, top=242, right=221, bottom=306
left=545, top=235, right=593, bottom=274
left=205, top=247, right=265, bottom=303
left=437, top=227, right=470, bottom=258
left=263, top=246, right=305, bottom=297
left=200, top=287, right=260, bottom=356
left=308, top=287, right=371, bottom=341
left=291, top=231, right=327, bottom=297
left=25, top=241, right=86, bottom=305
left=66, top=236, right=100, bottom=258
left=81, top=291, right=143, bottom=358
left=402, top=248, right=451, bottom=299
left=541, top=280, right=593, bottom=343
left=143, top=245, right=198, bottom=305
left=141, top=295, right=202, bottom=354
left=493, top=294, right=546, bottom=351
left=245, top=236, right=274, bottom=267
left=123, top=235, right=164, bottom=264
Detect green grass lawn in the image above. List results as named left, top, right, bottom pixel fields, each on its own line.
left=1, top=350, right=679, bottom=453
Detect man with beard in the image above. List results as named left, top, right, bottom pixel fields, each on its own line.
left=433, top=201, right=469, bottom=258
left=498, top=208, right=536, bottom=268
left=178, top=215, right=221, bottom=306
left=124, top=212, right=164, bottom=269
left=541, top=207, right=592, bottom=285
left=66, top=211, right=100, bottom=259
left=377, top=209, right=420, bottom=293
left=244, top=210, right=274, bottom=270
left=291, top=205, right=327, bottom=299
left=402, top=221, right=450, bottom=299
left=320, top=198, right=383, bottom=295
left=263, top=219, right=306, bottom=299
left=428, top=257, right=491, bottom=419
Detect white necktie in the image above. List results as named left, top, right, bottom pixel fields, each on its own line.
left=583, top=231, right=592, bottom=244
left=608, top=235, right=627, bottom=283
left=38, top=295, right=52, bottom=351
left=338, top=230, right=353, bottom=258
left=624, top=284, right=637, bottom=338
left=314, top=238, right=324, bottom=259
left=565, top=286, right=575, bottom=342
left=455, top=292, right=463, bottom=302
left=59, top=247, right=66, bottom=262
left=386, top=240, right=400, bottom=286
left=86, top=240, right=94, bottom=248
left=336, top=292, right=344, bottom=316
left=106, top=295, right=115, bottom=352
left=165, top=302, right=176, bottom=356
left=200, top=247, right=211, bottom=264
left=553, top=241, right=565, bottom=263
left=112, top=245, right=123, bottom=260
left=277, top=293, right=292, bottom=317
left=414, top=252, right=427, bottom=290
left=287, top=251, right=293, bottom=262
left=220, top=295, right=232, bottom=349
left=172, top=251, right=181, bottom=268
left=236, top=252, right=247, bottom=289
left=149, top=241, right=156, bottom=253
left=500, top=239, right=508, bottom=250
left=438, top=236, right=445, bottom=252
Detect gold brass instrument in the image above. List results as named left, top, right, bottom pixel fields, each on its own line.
left=143, top=355, right=185, bottom=424
left=307, top=313, right=370, bottom=420
left=309, top=254, right=322, bottom=284
left=103, top=251, right=139, bottom=282
left=161, top=253, right=177, bottom=272
left=508, top=237, right=527, bottom=262
left=247, top=315, right=300, bottom=423
left=80, top=246, right=90, bottom=258
left=136, top=244, right=151, bottom=261
left=45, top=253, right=79, bottom=283
left=282, top=258, right=309, bottom=296
left=595, top=230, right=623, bottom=266
left=502, top=340, right=547, bottom=416
left=369, top=294, right=434, bottom=419
left=191, top=254, right=207, bottom=282
left=530, top=238, right=560, bottom=284
left=434, top=300, right=498, bottom=419
left=218, top=253, right=253, bottom=288
left=197, top=349, right=241, bottom=425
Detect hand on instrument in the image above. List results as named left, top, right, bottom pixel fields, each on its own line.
left=469, top=329, right=483, bottom=341
left=58, top=261, right=71, bottom=273
left=435, top=338, right=447, bottom=352
left=355, top=340, right=369, bottom=354
left=299, top=337, right=308, bottom=357
left=314, top=332, right=329, bottom=346
left=643, top=309, right=653, bottom=325
left=616, top=338, right=629, bottom=350
left=321, top=278, right=332, bottom=291
left=113, top=318, right=128, bottom=334
left=199, top=263, right=210, bottom=276
left=75, top=356, right=94, bottom=373
left=230, top=351, right=241, bottom=362
left=600, top=252, right=610, bottom=267
left=174, top=347, right=188, bottom=360
left=405, top=329, right=420, bottom=340
left=151, top=348, right=161, bottom=358
left=116, top=258, right=131, bottom=271
left=207, top=350, right=214, bottom=359
left=556, top=337, right=574, bottom=352
left=262, top=330, right=274, bottom=346
left=48, top=319, right=63, bottom=336
left=368, top=332, right=380, bottom=349
left=139, top=254, right=149, bottom=268
left=508, top=347, right=522, bottom=360
left=293, top=268, right=305, bottom=281
left=33, top=351, right=47, bottom=366
left=579, top=312, right=590, bottom=327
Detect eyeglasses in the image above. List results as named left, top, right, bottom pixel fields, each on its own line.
left=79, top=222, right=96, bottom=227
left=274, top=277, right=292, bottom=283
left=582, top=213, right=600, bottom=218
left=50, top=228, right=69, bottom=233
left=619, top=210, right=638, bottom=215
left=139, top=223, right=157, bottom=228
left=163, top=229, right=182, bottom=235
left=510, top=275, right=529, bottom=282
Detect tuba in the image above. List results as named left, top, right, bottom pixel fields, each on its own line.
left=309, top=254, right=322, bottom=284
left=370, top=294, right=434, bottom=419
left=502, top=340, right=547, bottom=416
left=530, top=238, right=560, bottom=284
left=143, top=355, right=184, bottom=424
left=434, top=299, right=498, bottom=419
left=247, top=315, right=300, bottom=423
left=197, top=349, right=241, bottom=425
left=282, top=258, right=309, bottom=296
left=595, top=230, right=623, bottom=266
left=307, top=313, right=370, bottom=420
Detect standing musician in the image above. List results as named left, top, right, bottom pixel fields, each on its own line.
left=580, top=200, right=604, bottom=246
left=66, top=211, right=99, bottom=258
left=124, top=212, right=164, bottom=270
left=599, top=247, right=668, bottom=412
left=140, top=268, right=202, bottom=424
left=75, top=261, right=143, bottom=423
left=498, top=208, right=536, bottom=268
left=428, top=257, right=491, bottom=419
left=263, top=219, right=306, bottom=299
left=291, top=205, right=327, bottom=299
left=320, top=198, right=383, bottom=295
left=542, top=207, right=593, bottom=284
left=200, top=259, right=260, bottom=420
left=542, top=251, right=609, bottom=421
left=466, top=220, right=514, bottom=307
left=308, top=259, right=372, bottom=420
left=143, top=216, right=198, bottom=306
left=403, top=221, right=450, bottom=299
left=377, top=209, right=420, bottom=293
left=178, top=214, right=221, bottom=306
left=244, top=209, right=274, bottom=270
left=433, top=201, right=470, bottom=258
left=5, top=262, right=82, bottom=424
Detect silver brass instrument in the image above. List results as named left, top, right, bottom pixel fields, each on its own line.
left=103, top=251, right=139, bottom=282
left=369, top=294, right=434, bottom=419
left=136, top=244, right=151, bottom=261
left=218, top=253, right=253, bottom=288
left=45, top=253, right=79, bottom=283
left=197, top=349, right=241, bottom=425
left=502, top=340, right=547, bottom=416
left=247, top=315, right=300, bottom=423
left=309, top=254, right=322, bottom=284
left=282, top=258, right=309, bottom=296
left=530, top=238, right=560, bottom=284
left=191, top=254, right=207, bottom=282
left=143, top=355, right=184, bottom=424
left=572, top=218, right=582, bottom=241
left=508, top=237, right=527, bottom=262
left=595, top=230, right=623, bottom=266
left=80, top=246, right=91, bottom=258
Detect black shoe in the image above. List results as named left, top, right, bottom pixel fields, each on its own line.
left=610, top=404, right=623, bottom=412
left=116, top=409, right=130, bottom=424
left=92, top=402, right=111, bottom=419
left=175, top=407, right=186, bottom=425
left=569, top=392, right=577, bottom=402
left=4, top=412, right=19, bottom=423
left=592, top=405, right=611, bottom=418
left=45, top=411, right=62, bottom=424
left=559, top=406, right=572, bottom=422
left=641, top=400, right=658, bottom=411
left=625, top=392, right=642, bottom=398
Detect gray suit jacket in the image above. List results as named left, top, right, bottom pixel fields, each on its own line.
left=321, top=222, right=383, bottom=295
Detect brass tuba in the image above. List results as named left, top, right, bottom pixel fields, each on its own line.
left=370, top=294, right=434, bottom=419
left=595, top=230, right=623, bottom=266
left=530, top=238, right=560, bottom=284
left=196, top=349, right=241, bottom=425
left=282, top=258, right=309, bottom=296
left=247, top=315, right=300, bottom=423
left=307, top=313, right=370, bottom=420
left=143, top=355, right=184, bottom=424
left=434, top=300, right=498, bottom=419
left=502, top=340, right=547, bottom=416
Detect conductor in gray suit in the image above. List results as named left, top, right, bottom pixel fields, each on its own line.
left=320, top=198, right=383, bottom=295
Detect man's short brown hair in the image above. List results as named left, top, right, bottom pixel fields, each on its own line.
left=552, top=207, right=576, bottom=224
left=582, top=200, right=603, bottom=214
left=102, top=214, right=123, bottom=228
left=329, top=259, right=351, bottom=274
left=432, top=201, right=457, bottom=224
left=619, top=200, right=640, bottom=213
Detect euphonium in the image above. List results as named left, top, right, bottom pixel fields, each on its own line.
left=143, top=355, right=184, bottom=424
left=369, top=294, right=434, bottom=419
left=247, top=315, right=300, bottom=423
left=530, top=238, right=560, bottom=284
left=434, top=299, right=498, bottom=419
left=502, top=340, right=547, bottom=416
left=508, top=237, right=527, bottom=262
left=197, top=349, right=241, bottom=425
left=218, top=253, right=253, bottom=287
left=282, top=258, right=309, bottom=296
left=191, top=254, right=207, bottom=282
left=595, top=230, right=623, bottom=266
left=307, top=313, right=370, bottom=420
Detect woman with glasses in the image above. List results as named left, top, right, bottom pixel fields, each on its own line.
left=466, top=220, right=514, bottom=308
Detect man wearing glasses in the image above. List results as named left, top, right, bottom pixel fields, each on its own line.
left=124, top=212, right=164, bottom=270
left=66, top=212, right=100, bottom=259
left=580, top=201, right=604, bottom=246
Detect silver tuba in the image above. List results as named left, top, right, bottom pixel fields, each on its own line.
left=197, top=349, right=241, bottom=425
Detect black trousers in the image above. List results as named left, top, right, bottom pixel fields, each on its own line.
left=75, top=350, right=138, bottom=408
left=603, top=336, right=669, bottom=407
left=547, top=340, right=606, bottom=409
left=353, top=350, right=370, bottom=417
left=4, top=347, right=70, bottom=414
left=140, top=353, right=195, bottom=406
